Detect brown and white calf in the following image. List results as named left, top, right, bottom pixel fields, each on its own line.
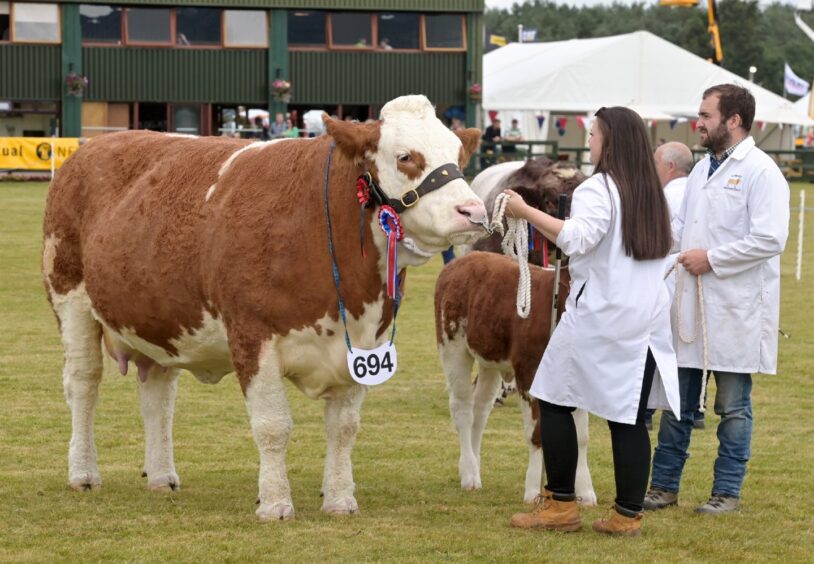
left=435, top=252, right=596, bottom=505
left=42, top=95, right=487, bottom=521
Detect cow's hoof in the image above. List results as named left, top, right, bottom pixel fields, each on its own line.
left=69, top=473, right=101, bottom=491
left=257, top=502, right=295, bottom=521
left=147, top=472, right=181, bottom=492
left=322, top=497, right=359, bottom=515
left=460, top=476, right=482, bottom=491
left=577, top=490, right=598, bottom=507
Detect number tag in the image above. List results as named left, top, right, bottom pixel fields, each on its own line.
left=346, top=341, right=397, bottom=386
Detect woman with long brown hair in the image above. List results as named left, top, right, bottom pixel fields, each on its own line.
left=505, top=107, right=680, bottom=536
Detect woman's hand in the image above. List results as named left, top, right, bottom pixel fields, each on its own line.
left=503, top=189, right=529, bottom=220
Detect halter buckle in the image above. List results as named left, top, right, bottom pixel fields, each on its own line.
left=400, top=189, right=420, bottom=208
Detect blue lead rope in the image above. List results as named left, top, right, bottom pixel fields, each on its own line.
left=323, top=142, right=398, bottom=352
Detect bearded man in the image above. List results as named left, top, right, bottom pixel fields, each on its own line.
left=643, top=84, right=790, bottom=514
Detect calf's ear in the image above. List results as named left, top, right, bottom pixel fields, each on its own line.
left=455, top=128, right=481, bottom=169
left=323, top=113, right=381, bottom=162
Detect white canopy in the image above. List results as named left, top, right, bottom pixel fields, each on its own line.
left=484, top=31, right=813, bottom=126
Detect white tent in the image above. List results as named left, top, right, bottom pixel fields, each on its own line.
left=483, top=31, right=812, bottom=152
left=794, top=92, right=812, bottom=120
left=485, top=30, right=810, bottom=124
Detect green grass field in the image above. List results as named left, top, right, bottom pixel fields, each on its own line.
left=1, top=182, right=812, bottom=562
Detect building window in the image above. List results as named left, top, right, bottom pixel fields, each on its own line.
left=126, top=8, right=171, bottom=45
left=424, top=14, right=465, bottom=50
left=330, top=12, right=372, bottom=49
left=1, top=2, right=10, bottom=42
left=288, top=10, right=325, bottom=46
left=172, top=105, right=200, bottom=134
left=377, top=13, right=419, bottom=50
left=176, top=7, right=220, bottom=46
left=224, top=10, right=267, bottom=47
left=12, top=3, right=61, bottom=43
left=80, top=5, right=122, bottom=45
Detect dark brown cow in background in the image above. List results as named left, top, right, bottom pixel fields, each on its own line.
left=467, top=157, right=584, bottom=264
left=42, top=95, right=487, bottom=521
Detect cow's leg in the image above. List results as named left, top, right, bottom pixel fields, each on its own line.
left=52, top=286, right=104, bottom=490
left=519, top=396, right=544, bottom=504
left=470, top=365, right=502, bottom=469
left=573, top=408, right=597, bottom=506
left=138, top=366, right=181, bottom=491
left=440, top=340, right=479, bottom=490
left=321, top=384, right=365, bottom=515
left=244, top=350, right=295, bottom=521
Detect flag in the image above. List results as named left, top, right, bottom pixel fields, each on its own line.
left=784, top=63, right=810, bottom=97
left=536, top=113, right=546, bottom=129
left=489, top=34, right=507, bottom=47
left=520, top=28, right=537, bottom=42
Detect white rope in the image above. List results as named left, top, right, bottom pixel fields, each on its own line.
left=674, top=258, right=710, bottom=413
left=490, top=193, right=531, bottom=318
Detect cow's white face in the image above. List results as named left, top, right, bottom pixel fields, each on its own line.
left=371, top=96, right=486, bottom=252
left=325, top=96, right=487, bottom=256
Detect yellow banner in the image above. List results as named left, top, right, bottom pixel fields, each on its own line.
left=0, top=138, right=80, bottom=171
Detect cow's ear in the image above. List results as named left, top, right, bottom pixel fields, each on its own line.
left=455, top=128, right=481, bottom=169
left=323, top=114, right=381, bottom=161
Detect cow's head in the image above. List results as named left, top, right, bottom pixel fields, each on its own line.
left=498, top=157, right=584, bottom=217
left=324, top=95, right=487, bottom=256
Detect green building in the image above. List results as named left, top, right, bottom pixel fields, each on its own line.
left=0, top=0, right=484, bottom=138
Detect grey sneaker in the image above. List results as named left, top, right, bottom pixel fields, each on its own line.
left=694, top=493, right=740, bottom=514
left=643, top=487, right=678, bottom=510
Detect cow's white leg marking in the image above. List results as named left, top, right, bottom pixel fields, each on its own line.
left=440, top=338, right=480, bottom=490
left=469, top=363, right=501, bottom=473
left=573, top=408, right=597, bottom=506
left=519, top=396, right=544, bottom=504
left=321, top=384, right=365, bottom=515
left=138, top=366, right=181, bottom=491
left=245, top=348, right=295, bottom=521
left=51, top=283, right=104, bottom=491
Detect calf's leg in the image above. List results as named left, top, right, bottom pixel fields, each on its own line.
left=519, top=396, right=544, bottom=503
left=573, top=408, right=597, bottom=506
left=470, top=364, right=502, bottom=468
left=321, top=384, right=365, bottom=515
left=440, top=338, right=480, bottom=490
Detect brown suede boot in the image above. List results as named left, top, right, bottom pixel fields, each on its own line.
left=592, top=506, right=643, bottom=537
left=510, top=490, right=582, bottom=532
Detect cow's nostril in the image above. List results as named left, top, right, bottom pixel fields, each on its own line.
left=456, top=205, right=472, bottom=218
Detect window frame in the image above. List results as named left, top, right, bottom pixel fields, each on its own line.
left=123, top=7, right=174, bottom=48
left=79, top=4, right=123, bottom=47
left=326, top=12, right=375, bottom=51
left=10, top=2, right=62, bottom=45
left=0, top=1, right=11, bottom=44
left=174, top=7, right=222, bottom=49
left=222, top=9, right=269, bottom=49
left=421, top=13, right=467, bottom=52
left=286, top=9, right=327, bottom=50
left=375, top=12, right=421, bottom=52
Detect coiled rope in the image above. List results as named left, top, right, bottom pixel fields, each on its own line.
left=671, top=259, right=710, bottom=413
left=490, top=193, right=531, bottom=319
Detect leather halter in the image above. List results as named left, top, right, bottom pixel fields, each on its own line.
left=362, top=163, right=465, bottom=214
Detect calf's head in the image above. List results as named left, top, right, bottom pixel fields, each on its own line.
left=324, top=95, right=487, bottom=253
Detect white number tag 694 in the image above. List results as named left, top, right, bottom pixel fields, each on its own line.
left=346, top=341, right=397, bottom=386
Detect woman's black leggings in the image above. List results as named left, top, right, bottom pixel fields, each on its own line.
left=538, top=349, right=656, bottom=514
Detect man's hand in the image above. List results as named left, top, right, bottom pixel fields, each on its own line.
left=678, top=249, right=712, bottom=275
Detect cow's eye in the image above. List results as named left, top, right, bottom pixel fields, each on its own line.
left=398, top=154, right=412, bottom=163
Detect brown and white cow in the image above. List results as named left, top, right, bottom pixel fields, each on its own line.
left=42, top=95, right=486, bottom=521
left=435, top=252, right=596, bottom=505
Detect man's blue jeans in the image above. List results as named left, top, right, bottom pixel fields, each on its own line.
left=651, top=367, right=753, bottom=497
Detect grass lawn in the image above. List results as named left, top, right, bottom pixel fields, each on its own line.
left=1, top=181, right=813, bottom=562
